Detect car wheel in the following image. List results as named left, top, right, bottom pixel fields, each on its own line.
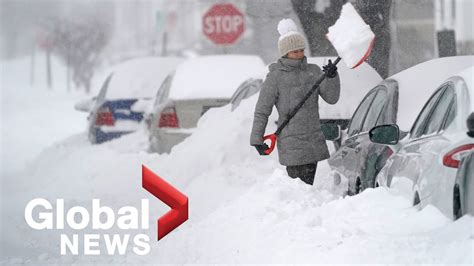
left=453, top=185, right=462, bottom=220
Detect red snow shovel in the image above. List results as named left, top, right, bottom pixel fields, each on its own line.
left=262, top=3, right=375, bottom=155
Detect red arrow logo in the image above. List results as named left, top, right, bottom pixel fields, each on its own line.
left=142, top=165, right=188, bottom=241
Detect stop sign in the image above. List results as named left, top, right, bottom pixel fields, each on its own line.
left=202, top=4, right=245, bottom=45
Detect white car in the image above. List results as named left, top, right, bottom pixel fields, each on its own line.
left=371, top=65, right=474, bottom=219
left=147, top=55, right=266, bottom=153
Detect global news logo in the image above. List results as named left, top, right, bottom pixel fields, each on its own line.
left=23, top=165, right=188, bottom=256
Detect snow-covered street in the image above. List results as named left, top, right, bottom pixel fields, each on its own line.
left=1, top=57, right=472, bottom=265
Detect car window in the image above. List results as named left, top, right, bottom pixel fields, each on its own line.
left=443, top=98, right=456, bottom=130
left=362, top=89, right=388, bottom=132
left=231, top=80, right=263, bottom=111
left=232, top=87, right=247, bottom=104
left=424, top=87, right=455, bottom=135
left=155, top=74, right=173, bottom=105
left=375, top=104, right=387, bottom=126
left=410, top=86, right=446, bottom=139
left=97, top=73, right=113, bottom=101
left=347, top=89, right=377, bottom=136
left=248, top=80, right=263, bottom=97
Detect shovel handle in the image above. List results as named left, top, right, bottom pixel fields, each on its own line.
left=263, top=134, right=277, bottom=155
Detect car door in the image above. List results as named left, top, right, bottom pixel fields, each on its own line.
left=387, top=85, right=455, bottom=206
left=329, top=88, right=382, bottom=187
left=414, top=84, right=457, bottom=214
left=355, top=87, right=390, bottom=190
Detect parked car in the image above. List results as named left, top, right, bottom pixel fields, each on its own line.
left=75, top=57, right=183, bottom=143
left=147, top=55, right=266, bottom=153
left=453, top=113, right=474, bottom=219
left=371, top=66, right=474, bottom=219
left=328, top=56, right=474, bottom=196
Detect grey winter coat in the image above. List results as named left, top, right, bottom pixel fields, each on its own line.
left=250, top=57, right=340, bottom=166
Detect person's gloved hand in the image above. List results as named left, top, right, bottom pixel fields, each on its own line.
left=253, top=144, right=269, bottom=156
left=323, top=59, right=338, bottom=78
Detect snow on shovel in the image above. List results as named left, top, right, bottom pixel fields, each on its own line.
left=263, top=2, right=375, bottom=155
left=327, top=2, right=375, bottom=69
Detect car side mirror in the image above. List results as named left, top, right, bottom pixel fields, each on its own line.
left=369, top=124, right=399, bottom=145
left=321, top=123, right=341, bottom=141
left=467, top=112, right=474, bottom=138
left=74, top=97, right=96, bottom=113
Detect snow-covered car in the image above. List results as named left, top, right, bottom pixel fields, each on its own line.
left=76, top=57, right=183, bottom=143
left=329, top=56, right=474, bottom=196
left=147, top=55, right=266, bottom=154
left=371, top=65, right=474, bottom=219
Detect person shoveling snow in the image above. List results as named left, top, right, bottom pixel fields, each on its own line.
left=250, top=18, right=340, bottom=185
left=250, top=3, right=375, bottom=186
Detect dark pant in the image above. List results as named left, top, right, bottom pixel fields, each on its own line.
left=286, top=163, right=317, bottom=185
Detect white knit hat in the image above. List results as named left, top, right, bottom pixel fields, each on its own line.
left=277, top=18, right=306, bottom=57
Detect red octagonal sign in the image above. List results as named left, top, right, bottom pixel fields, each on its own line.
left=202, top=3, right=245, bottom=45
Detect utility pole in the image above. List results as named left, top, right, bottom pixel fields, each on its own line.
left=435, top=0, right=457, bottom=57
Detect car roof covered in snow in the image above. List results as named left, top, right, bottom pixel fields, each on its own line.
left=389, top=56, right=474, bottom=131
left=307, top=57, right=382, bottom=119
left=106, top=57, right=184, bottom=100
left=168, top=55, right=267, bottom=100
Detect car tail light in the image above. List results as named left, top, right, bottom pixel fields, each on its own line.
left=95, top=107, right=114, bottom=126
left=443, top=144, right=474, bottom=168
left=158, top=106, right=179, bottom=128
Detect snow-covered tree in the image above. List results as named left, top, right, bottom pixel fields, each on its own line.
left=40, top=15, right=111, bottom=93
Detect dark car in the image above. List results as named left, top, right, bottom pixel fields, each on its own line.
left=327, top=56, right=474, bottom=196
